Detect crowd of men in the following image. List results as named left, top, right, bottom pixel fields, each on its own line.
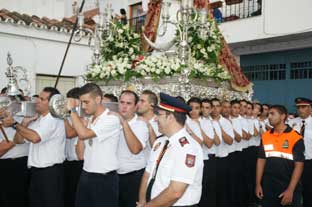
left=0, top=83, right=311, bottom=207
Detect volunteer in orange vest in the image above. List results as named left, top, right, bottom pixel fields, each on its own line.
left=256, top=105, right=305, bottom=207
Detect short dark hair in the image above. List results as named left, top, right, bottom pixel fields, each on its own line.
left=173, top=111, right=187, bottom=126
left=142, top=90, right=158, bottom=106
left=32, top=94, right=39, bottom=98
left=1, top=87, right=7, bottom=94
left=263, top=103, right=270, bottom=108
left=201, top=98, right=212, bottom=106
left=42, top=87, right=60, bottom=100
left=211, top=98, right=221, bottom=105
left=66, top=87, right=80, bottom=99
left=270, top=105, right=288, bottom=121
left=120, top=90, right=139, bottom=105
left=240, top=99, right=248, bottom=104
left=104, top=94, right=118, bottom=102
left=230, top=99, right=240, bottom=106
left=120, top=8, right=126, bottom=15
left=79, top=83, right=103, bottom=99
left=187, top=97, right=201, bottom=105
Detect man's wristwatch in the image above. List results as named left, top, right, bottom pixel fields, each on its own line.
left=69, top=107, right=78, bottom=114
left=12, top=121, right=18, bottom=130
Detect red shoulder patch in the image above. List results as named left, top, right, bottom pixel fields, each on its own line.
left=185, top=154, right=196, bottom=168
left=179, top=137, right=189, bottom=147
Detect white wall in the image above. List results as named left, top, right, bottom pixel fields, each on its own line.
left=0, top=23, right=92, bottom=95
left=219, top=0, right=312, bottom=43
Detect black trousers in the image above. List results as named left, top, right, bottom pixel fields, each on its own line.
left=76, top=170, right=119, bottom=207
left=199, top=156, right=217, bottom=207
left=64, top=160, right=83, bottom=207
left=261, top=190, right=301, bottom=207
left=244, top=146, right=258, bottom=205
left=303, top=159, right=312, bottom=207
left=29, top=163, right=64, bottom=207
left=228, top=151, right=244, bottom=207
left=216, top=156, right=229, bottom=207
left=0, top=156, right=29, bottom=207
left=118, top=168, right=145, bottom=207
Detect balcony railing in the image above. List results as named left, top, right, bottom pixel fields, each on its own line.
left=128, top=0, right=262, bottom=34
left=221, top=0, right=262, bottom=22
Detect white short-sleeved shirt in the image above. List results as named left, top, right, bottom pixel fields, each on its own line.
left=229, top=116, right=243, bottom=152
left=0, top=116, right=29, bottom=159
left=146, top=128, right=203, bottom=206
left=144, top=116, right=161, bottom=161
left=238, top=115, right=250, bottom=149
left=211, top=116, right=234, bottom=157
left=199, top=117, right=215, bottom=160
left=288, top=116, right=312, bottom=160
left=248, top=117, right=261, bottom=147
left=83, top=108, right=121, bottom=174
left=65, top=119, right=79, bottom=161
left=186, top=117, right=204, bottom=141
left=28, top=113, right=65, bottom=168
left=117, top=114, right=149, bottom=174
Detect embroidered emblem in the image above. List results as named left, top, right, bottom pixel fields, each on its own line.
left=282, top=139, right=289, bottom=149
left=185, top=154, right=196, bottom=167
left=153, top=142, right=161, bottom=151
left=179, top=137, right=189, bottom=147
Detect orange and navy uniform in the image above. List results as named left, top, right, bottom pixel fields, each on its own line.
left=258, top=125, right=305, bottom=199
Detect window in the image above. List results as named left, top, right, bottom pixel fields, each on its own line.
left=290, top=61, right=312, bottom=79
left=242, top=64, right=286, bottom=81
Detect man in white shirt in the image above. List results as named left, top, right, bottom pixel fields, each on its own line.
left=63, top=87, right=84, bottom=207
left=211, top=98, right=234, bottom=207
left=288, top=97, right=312, bottom=207
left=0, top=113, right=29, bottom=207
left=198, top=98, right=219, bottom=207
left=7, top=87, right=66, bottom=207
left=137, top=93, right=203, bottom=207
left=116, top=90, right=149, bottom=207
left=66, top=83, right=121, bottom=207
left=136, top=90, right=160, bottom=158
left=228, top=100, right=245, bottom=207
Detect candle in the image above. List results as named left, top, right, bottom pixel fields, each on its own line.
left=199, top=9, right=207, bottom=24
left=182, top=0, right=188, bottom=9
left=188, top=0, right=193, bottom=9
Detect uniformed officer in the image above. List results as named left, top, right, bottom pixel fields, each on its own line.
left=66, top=83, right=121, bottom=207
left=288, top=97, right=312, bottom=207
left=186, top=97, right=204, bottom=145
left=256, top=105, right=305, bottom=207
left=0, top=111, right=29, bottom=207
left=116, top=90, right=149, bottom=207
left=137, top=93, right=203, bottom=207
left=8, top=87, right=66, bottom=207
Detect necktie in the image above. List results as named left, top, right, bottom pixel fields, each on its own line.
left=146, top=140, right=169, bottom=202
left=300, top=120, right=305, bottom=137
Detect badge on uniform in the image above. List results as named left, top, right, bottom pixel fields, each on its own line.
left=185, top=154, right=196, bottom=168
left=282, top=139, right=289, bottom=149
left=179, top=137, right=189, bottom=147
left=88, top=139, right=93, bottom=147
left=153, top=142, right=161, bottom=151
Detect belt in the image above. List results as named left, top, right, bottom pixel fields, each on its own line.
left=118, top=168, right=145, bottom=176
left=0, top=156, right=27, bottom=161
left=208, top=154, right=215, bottom=159
left=83, top=170, right=117, bottom=176
left=174, top=205, right=198, bottom=207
